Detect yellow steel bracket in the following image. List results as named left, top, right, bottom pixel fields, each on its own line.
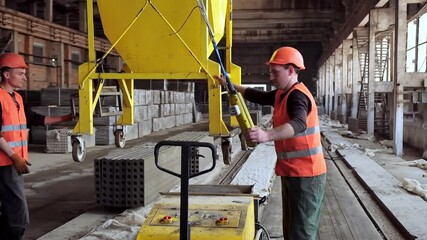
left=117, top=65, right=134, bottom=125
left=207, top=60, right=229, bottom=136
left=225, top=0, right=245, bottom=128
left=73, top=62, right=95, bottom=134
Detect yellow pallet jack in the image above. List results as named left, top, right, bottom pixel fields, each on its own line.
left=136, top=141, right=270, bottom=240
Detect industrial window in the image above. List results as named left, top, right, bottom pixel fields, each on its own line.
left=71, top=53, right=80, bottom=70
left=33, top=44, right=44, bottom=64
left=418, top=14, right=426, bottom=72
left=406, top=12, right=427, bottom=72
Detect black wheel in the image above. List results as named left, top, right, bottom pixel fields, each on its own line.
left=72, top=141, right=86, bottom=162
left=221, top=139, right=232, bottom=165
left=114, top=129, right=125, bottom=148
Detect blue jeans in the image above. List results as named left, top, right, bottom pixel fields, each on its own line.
left=281, top=173, right=326, bottom=240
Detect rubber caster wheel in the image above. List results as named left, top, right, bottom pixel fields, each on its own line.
left=221, top=139, right=232, bottom=165
left=114, top=129, right=126, bottom=148
left=72, top=141, right=86, bottom=162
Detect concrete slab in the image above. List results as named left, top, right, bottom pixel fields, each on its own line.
left=322, top=129, right=427, bottom=239
left=38, top=210, right=117, bottom=240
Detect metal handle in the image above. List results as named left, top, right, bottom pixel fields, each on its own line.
left=154, top=140, right=217, bottom=240
left=154, top=140, right=216, bottom=179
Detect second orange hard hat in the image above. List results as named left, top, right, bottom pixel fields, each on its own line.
left=0, top=53, right=29, bottom=69
left=266, top=46, right=305, bottom=70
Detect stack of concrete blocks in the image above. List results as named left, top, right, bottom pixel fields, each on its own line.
left=133, top=88, right=198, bottom=139
left=45, top=128, right=72, bottom=153
left=95, top=88, right=198, bottom=145
left=30, top=85, right=201, bottom=148
left=95, top=131, right=213, bottom=208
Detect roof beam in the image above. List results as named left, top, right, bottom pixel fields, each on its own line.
left=317, top=0, right=387, bottom=67
left=233, top=33, right=326, bottom=43
left=233, top=9, right=339, bottom=20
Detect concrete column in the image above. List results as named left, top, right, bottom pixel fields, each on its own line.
left=322, top=64, right=327, bottom=108
left=329, top=55, right=334, bottom=116
left=334, top=48, right=342, bottom=118
left=44, top=0, right=53, bottom=22
left=79, top=0, right=88, bottom=33
left=318, top=65, right=324, bottom=106
left=325, top=57, right=331, bottom=115
left=24, top=35, right=34, bottom=89
left=351, top=31, right=361, bottom=118
left=341, top=40, right=352, bottom=123
left=59, top=42, right=65, bottom=88
left=322, top=65, right=327, bottom=108
left=393, top=0, right=406, bottom=156
left=12, top=31, right=19, bottom=53
left=368, top=9, right=377, bottom=135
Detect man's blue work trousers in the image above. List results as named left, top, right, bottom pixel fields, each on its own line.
left=281, top=173, right=326, bottom=240
left=0, top=165, right=29, bottom=240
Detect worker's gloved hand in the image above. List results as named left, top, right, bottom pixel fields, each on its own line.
left=9, top=153, right=31, bottom=175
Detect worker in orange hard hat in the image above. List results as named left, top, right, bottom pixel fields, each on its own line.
left=0, top=53, right=74, bottom=239
left=215, top=46, right=326, bottom=240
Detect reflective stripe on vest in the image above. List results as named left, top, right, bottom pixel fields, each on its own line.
left=293, top=125, right=320, bottom=137
left=1, top=124, right=27, bottom=132
left=7, top=140, right=28, bottom=148
left=277, top=145, right=323, bottom=160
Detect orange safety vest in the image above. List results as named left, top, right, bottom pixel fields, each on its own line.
left=0, top=88, right=28, bottom=166
left=273, top=82, right=326, bottom=177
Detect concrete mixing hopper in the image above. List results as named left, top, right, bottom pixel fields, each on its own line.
left=71, top=0, right=250, bottom=163
left=97, top=0, right=227, bottom=73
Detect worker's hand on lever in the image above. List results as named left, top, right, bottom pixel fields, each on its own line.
left=248, top=127, right=270, bottom=143
left=10, top=153, right=31, bottom=175
left=213, top=74, right=227, bottom=86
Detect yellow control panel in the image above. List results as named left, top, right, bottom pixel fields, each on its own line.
left=137, top=195, right=255, bottom=240
left=150, top=208, right=241, bottom=228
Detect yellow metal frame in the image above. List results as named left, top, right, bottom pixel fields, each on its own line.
left=73, top=0, right=239, bottom=138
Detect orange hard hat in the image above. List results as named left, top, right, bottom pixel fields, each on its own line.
left=265, top=47, right=305, bottom=70
left=0, top=53, right=29, bottom=69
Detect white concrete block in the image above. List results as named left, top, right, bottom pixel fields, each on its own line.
left=135, top=89, right=146, bottom=106
left=153, top=90, right=161, bottom=104
left=126, top=124, right=139, bottom=140
left=148, top=105, right=159, bottom=118
left=146, top=91, right=152, bottom=105
left=152, top=118, right=164, bottom=132
left=175, top=114, right=184, bottom=126
left=165, top=116, right=176, bottom=129
left=138, top=120, right=152, bottom=137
